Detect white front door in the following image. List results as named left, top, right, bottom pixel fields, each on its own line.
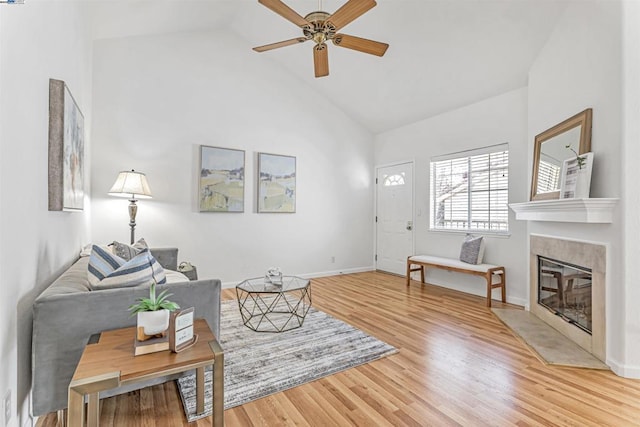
left=376, top=162, right=414, bottom=275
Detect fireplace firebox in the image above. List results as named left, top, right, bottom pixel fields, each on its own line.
left=530, top=235, right=605, bottom=361
left=538, top=256, right=592, bottom=334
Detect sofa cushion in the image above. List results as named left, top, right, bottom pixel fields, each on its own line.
left=111, top=238, right=148, bottom=261
left=165, top=269, right=190, bottom=283
left=88, top=245, right=166, bottom=290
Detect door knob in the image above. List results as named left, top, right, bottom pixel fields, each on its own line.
left=406, top=221, right=413, bottom=231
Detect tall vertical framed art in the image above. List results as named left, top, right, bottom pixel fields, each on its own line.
left=199, top=145, right=245, bottom=212
left=48, top=79, right=85, bottom=211
left=258, top=153, right=296, bottom=213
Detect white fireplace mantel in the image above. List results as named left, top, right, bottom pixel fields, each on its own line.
left=509, top=198, right=618, bottom=223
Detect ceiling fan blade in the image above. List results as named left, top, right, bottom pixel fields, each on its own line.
left=258, top=0, right=310, bottom=28
left=313, top=44, right=329, bottom=78
left=333, top=33, right=388, bottom=56
left=253, top=37, right=308, bottom=52
left=327, top=0, right=377, bottom=31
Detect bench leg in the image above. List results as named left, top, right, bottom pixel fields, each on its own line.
left=501, top=271, right=506, bottom=303
left=406, top=261, right=426, bottom=287
left=486, top=270, right=507, bottom=307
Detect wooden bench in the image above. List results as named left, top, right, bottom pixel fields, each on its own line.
left=406, top=255, right=506, bottom=307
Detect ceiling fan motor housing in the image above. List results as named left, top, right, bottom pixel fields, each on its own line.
left=303, top=11, right=336, bottom=45
left=254, top=0, right=388, bottom=78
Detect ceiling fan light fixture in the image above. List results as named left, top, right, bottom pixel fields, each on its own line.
left=303, top=11, right=336, bottom=43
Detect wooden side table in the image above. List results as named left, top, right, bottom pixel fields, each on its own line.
left=68, top=319, right=223, bottom=427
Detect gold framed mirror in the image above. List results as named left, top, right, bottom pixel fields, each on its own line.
left=530, top=108, right=592, bottom=201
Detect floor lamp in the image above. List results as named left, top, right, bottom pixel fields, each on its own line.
left=108, top=169, right=152, bottom=244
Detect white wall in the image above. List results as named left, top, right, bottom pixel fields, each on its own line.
left=374, top=88, right=529, bottom=306
left=0, top=1, right=92, bottom=425
left=622, top=0, right=640, bottom=379
left=90, top=29, right=374, bottom=285
left=527, top=1, right=630, bottom=374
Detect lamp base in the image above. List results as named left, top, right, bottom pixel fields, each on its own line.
left=128, top=199, right=138, bottom=244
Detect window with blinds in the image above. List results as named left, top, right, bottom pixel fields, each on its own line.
left=536, top=159, right=561, bottom=194
left=430, top=144, right=509, bottom=233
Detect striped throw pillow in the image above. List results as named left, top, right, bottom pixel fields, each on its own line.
left=111, top=238, right=148, bottom=261
left=88, top=245, right=167, bottom=290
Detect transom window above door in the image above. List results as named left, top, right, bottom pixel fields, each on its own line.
left=383, top=173, right=406, bottom=187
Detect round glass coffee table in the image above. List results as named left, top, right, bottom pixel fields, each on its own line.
left=236, top=276, right=312, bottom=332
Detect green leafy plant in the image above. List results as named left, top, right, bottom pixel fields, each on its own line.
left=128, top=281, right=179, bottom=315
left=566, top=144, right=586, bottom=169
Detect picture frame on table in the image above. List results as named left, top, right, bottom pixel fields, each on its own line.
left=560, top=152, right=594, bottom=199
left=169, top=307, right=198, bottom=353
left=257, top=152, right=296, bottom=213
left=48, top=79, right=85, bottom=212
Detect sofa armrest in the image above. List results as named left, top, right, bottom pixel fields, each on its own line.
left=150, top=247, right=178, bottom=271
left=31, top=277, right=221, bottom=416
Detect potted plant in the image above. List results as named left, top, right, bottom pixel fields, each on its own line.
left=128, top=280, right=179, bottom=341
left=566, top=144, right=586, bottom=169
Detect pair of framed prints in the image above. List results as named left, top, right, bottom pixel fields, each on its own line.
left=199, top=146, right=296, bottom=213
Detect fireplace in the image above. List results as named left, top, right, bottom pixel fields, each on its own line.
left=538, top=256, right=592, bottom=334
left=530, top=235, right=606, bottom=362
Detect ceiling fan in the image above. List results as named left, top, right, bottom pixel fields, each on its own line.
left=253, top=0, right=389, bottom=78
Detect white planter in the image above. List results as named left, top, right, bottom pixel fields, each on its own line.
left=137, top=310, right=170, bottom=336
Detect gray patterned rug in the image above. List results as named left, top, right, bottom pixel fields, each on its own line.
left=176, top=300, right=397, bottom=422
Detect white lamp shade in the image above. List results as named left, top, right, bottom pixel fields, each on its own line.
left=108, top=170, right=152, bottom=199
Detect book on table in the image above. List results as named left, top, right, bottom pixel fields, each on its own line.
left=134, top=334, right=169, bottom=356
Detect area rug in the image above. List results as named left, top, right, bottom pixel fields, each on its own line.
left=492, top=308, right=609, bottom=370
left=177, top=300, right=397, bottom=422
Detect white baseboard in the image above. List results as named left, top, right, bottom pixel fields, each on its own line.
left=505, top=296, right=527, bottom=307
left=607, top=357, right=640, bottom=379
left=297, top=266, right=375, bottom=280
left=220, top=266, right=375, bottom=289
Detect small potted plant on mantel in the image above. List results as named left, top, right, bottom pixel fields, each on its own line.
left=128, top=280, right=180, bottom=341
left=566, top=144, right=586, bottom=169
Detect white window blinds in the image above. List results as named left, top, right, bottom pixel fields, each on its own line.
left=430, top=144, right=509, bottom=233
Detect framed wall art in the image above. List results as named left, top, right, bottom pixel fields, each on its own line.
left=199, top=145, right=245, bottom=212
left=258, top=152, right=296, bottom=213
left=48, top=79, right=85, bottom=211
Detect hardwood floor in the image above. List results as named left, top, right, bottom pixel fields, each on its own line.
left=37, top=272, right=640, bottom=426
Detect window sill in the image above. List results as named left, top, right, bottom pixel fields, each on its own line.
left=427, top=228, right=512, bottom=239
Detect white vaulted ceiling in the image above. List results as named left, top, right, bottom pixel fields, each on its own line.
left=87, top=0, right=568, bottom=133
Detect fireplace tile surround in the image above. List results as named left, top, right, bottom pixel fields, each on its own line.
left=529, top=234, right=606, bottom=362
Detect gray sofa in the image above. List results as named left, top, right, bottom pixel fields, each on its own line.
left=31, top=248, right=221, bottom=416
